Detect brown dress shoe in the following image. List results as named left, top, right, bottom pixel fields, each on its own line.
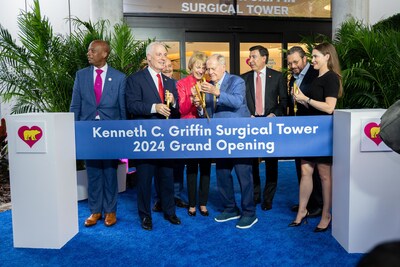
left=85, top=213, right=102, bottom=227
left=104, top=212, right=117, bottom=227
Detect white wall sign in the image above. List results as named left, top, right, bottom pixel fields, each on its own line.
left=123, top=0, right=331, bottom=18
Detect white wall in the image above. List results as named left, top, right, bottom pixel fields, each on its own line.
left=332, top=0, right=400, bottom=37
left=369, top=0, right=400, bottom=25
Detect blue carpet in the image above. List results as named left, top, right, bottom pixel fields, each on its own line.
left=0, top=160, right=363, bottom=266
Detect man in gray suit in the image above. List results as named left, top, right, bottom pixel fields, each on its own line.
left=70, top=40, right=126, bottom=227
left=201, top=54, right=257, bottom=229
left=242, top=45, right=288, bottom=211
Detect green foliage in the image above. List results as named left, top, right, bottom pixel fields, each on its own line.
left=334, top=17, right=400, bottom=109
left=108, top=23, right=151, bottom=75
left=295, top=15, right=400, bottom=109
left=0, top=0, right=77, bottom=113
left=0, top=0, right=149, bottom=114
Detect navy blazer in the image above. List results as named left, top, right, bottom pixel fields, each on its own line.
left=242, top=68, right=288, bottom=117
left=126, top=68, right=179, bottom=120
left=212, top=72, right=251, bottom=118
left=70, top=65, right=126, bottom=121
left=288, top=65, right=319, bottom=116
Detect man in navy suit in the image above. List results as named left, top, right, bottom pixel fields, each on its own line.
left=287, top=46, right=323, bottom=217
left=70, top=40, right=126, bottom=227
left=126, top=42, right=181, bottom=231
left=241, top=45, right=288, bottom=211
left=200, top=54, right=258, bottom=229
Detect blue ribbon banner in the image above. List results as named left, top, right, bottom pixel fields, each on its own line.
left=75, top=116, right=332, bottom=159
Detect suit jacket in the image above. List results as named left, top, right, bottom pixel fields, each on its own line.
left=242, top=68, right=288, bottom=117
left=70, top=65, right=126, bottom=121
left=212, top=72, right=251, bottom=118
left=126, top=68, right=179, bottom=119
left=288, top=65, right=319, bottom=116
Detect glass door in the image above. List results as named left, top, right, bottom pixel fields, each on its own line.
left=184, top=32, right=233, bottom=74
left=183, top=32, right=284, bottom=75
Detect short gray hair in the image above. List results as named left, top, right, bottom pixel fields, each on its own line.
left=209, top=54, right=226, bottom=66
left=146, top=41, right=166, bottom=55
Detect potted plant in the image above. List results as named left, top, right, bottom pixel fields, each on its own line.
left=0, top=0, right=149, bottom=200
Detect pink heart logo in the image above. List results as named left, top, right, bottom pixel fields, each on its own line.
left=17, top=126, right=43, bottom=148
left=363, top=122, right=382, bottom=146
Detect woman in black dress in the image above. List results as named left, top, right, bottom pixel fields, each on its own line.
left=289, top=42, right=343, bottom=232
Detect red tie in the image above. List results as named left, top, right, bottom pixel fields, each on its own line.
left=157, top=73, right=164, bottom=103
left=255, top=72, right=263, bottom=116
left=94, top=69, right=103, bottom=105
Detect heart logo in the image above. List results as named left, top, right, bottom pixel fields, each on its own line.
left=18, top=126, right=43, bottom=148
left=363, top=122, right=382, bottom=146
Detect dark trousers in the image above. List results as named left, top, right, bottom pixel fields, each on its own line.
left=294, top=158, right=323, bottom=210
left=186, top=158, right=211, bottom=208
left=136, top=159, right=175, bottom=220
left=85, top=159, right=119, bottom=214
left=253, top=158, right=278, bottom=204
left=154, top=160, right=185, bottom=201
left=216, top=157, right=255, bottom=217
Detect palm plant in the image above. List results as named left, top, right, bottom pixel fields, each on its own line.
left=0, top=0, right=150, bottom=115
left=0, top=0, right=78, bottom=113
left=334, top=16, right=400, bottom=109
left=294, top=15, right=400, bottom=109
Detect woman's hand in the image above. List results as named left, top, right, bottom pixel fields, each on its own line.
left=293, top=87, right=308, bottom=107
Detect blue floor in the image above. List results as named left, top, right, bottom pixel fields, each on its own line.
left=0, top=160, right=363, bottom=266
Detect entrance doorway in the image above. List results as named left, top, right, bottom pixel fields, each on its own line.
left=164, top=32, right=286, bottom=80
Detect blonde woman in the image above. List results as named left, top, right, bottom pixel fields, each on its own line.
left=176, top=51, right=211, bottom=217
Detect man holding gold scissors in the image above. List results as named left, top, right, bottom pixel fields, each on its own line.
left=287, top=46, right=322, bottom=218
left=126, top=42, right=181, bottom=231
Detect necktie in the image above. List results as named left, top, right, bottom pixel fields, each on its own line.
left=255, top=72, right=263, bottom=116
left=157, top=73, right=164, bottom=103
left=94, top=69, right=103, bottom=105
left=214, top=83, right=219, bottom=112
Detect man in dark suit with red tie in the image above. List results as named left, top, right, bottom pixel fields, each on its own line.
left=241, top=45, right=288, bottom=211
left=70, top=40, right=126, bottom=227
left=125, top=42, right=181, bottom=230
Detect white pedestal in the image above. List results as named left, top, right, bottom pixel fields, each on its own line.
left=77, top=163, right=127, bottom=201
left=7, top=113, right=78, bottom=249
left=332, top=109, right=400, bottom=253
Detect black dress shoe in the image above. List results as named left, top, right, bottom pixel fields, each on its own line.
left=175, top=198, right=189, bottom=208
left=308, top=207, right=323, bottom=218
left=314, top=226, right=329, bottom=232
left=164, top=214, right=181, bottom=225
left=141, top=216, right=153, bottom=231
left=188, top=208, right=196, bottom=216
left=288, top=212, right=309, bottom=227
left=291, top=204, right=299, bottom=212
left=314, top=218, right=331, bottom=232
left=261, top=202, right=272, bottom=211
left=152, top=201, right=162, bottom=212
left=199, top=207, right=209, bottom=216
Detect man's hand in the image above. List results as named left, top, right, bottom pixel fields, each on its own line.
left=155, top=103, right=171, bottom=117
left=200, top=81, right=220, bottom=97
